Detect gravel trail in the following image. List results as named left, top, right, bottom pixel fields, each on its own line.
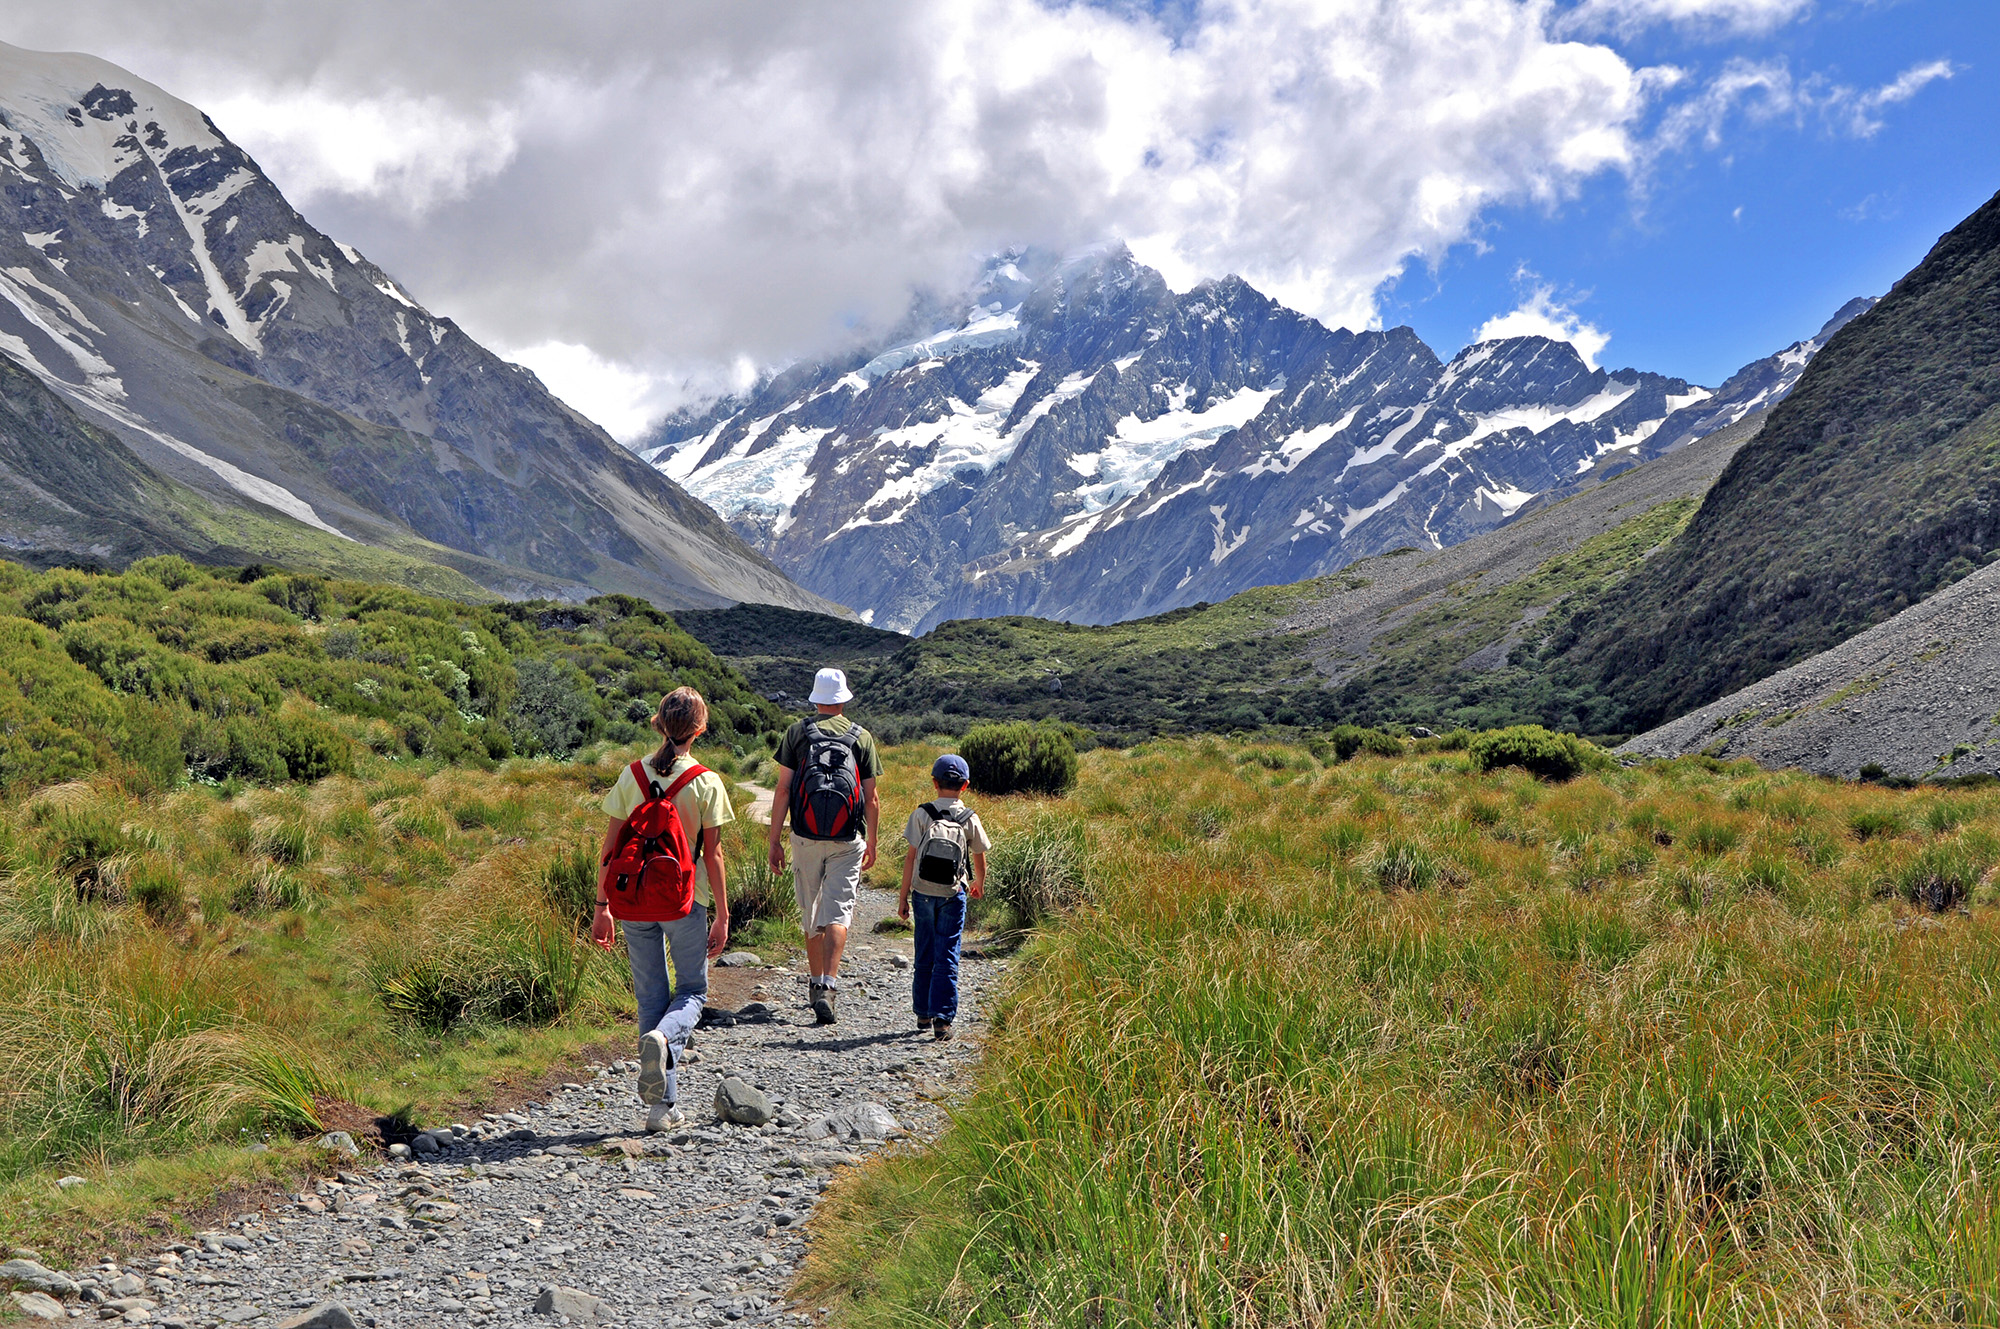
left=16, top=886, right=996, bottom=1329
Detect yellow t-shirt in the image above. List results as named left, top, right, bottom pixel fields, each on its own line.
left=601, top=752, right=735, bottom=910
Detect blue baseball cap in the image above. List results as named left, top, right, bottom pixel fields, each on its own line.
left=931, top=754, right=971, bottom=785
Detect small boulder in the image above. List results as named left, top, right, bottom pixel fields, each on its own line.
left=109, top=1275, right=146, bottom=1298
left=314, top=1131, right=360, bottom=1160
left=735, top=1002, right=774, bottom=1024
left=409, top=1132, right=440, bottom=1157
left=9, top=1292, right=65, bottom=1321
left=803, top=1103, right=905, bottom=1143
left=713, top=1077, right=775, bottom=1126
left=886, top=953, right=910, bottom=970
left=0, top=1260, right=79, bottom=1297
left=274, top=1303, right=359, bottom=1329
left=716, top=951, right=762, bottom=968
left=532, top=1286, right=605, bottom=1320
left=55, top=1176, right=87, bottom=1189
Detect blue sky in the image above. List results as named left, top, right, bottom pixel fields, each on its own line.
left=1384, top=1, right=2000, bottom=384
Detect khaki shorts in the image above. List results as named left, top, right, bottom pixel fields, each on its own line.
left=791, top=835, right=865, bottom=934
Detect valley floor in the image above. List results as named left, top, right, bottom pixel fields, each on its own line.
left=43, top=884, right=994, bottom=1329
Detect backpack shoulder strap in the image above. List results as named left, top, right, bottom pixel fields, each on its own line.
left=629, top=759, right=657, bottom=799
left=662, top=763, right=709, bottom=801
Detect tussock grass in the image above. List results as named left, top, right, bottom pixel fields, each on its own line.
left=0, top=735, right=790, bottom=1254
left=804, top=742, right=2000, bottom=1327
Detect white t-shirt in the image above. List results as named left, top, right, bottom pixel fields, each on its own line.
left=902, top=796, right=991, bottom=897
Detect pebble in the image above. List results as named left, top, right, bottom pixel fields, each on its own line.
left=19, top=888, right=987, bottom=1328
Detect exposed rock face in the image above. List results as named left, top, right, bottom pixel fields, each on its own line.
left=0, top=41, right=830, bottom=612
left=1619, top=553, right=2000, bottom=781
left=653, top=247, right=1860, bottom=631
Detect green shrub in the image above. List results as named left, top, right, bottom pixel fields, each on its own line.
left=508, top=657, right=601, bottom=758
left=961, top=721, right=1079, bottom=796
left=1326, top=725, right=1404, bottom=761
left=275, top=713, right=352, bottom=781
left=727, top=857, right=795, bottom=931
left=1468, top=725, right=1604, bottom=781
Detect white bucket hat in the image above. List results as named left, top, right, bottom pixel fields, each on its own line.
left=808, top=667, right=854, bottom=705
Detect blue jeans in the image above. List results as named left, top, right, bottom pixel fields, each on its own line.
left=623, top=905, right=708, bottom=1106
left=911, top=891, right=966, bottom=1024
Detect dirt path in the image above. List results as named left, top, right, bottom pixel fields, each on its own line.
left=48, top=883, right=999, bottom=1328
left=737, top=783, right=775, bottom=826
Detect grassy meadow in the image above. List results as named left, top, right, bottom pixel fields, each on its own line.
left=806, top=740, right=2000, bottom=1327
left=0, top=738, right=801, bottom=1259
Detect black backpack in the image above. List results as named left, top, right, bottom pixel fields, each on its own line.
left=789, top=720, right=864, bottom=840
left=915, top=802, right=973, bottom=887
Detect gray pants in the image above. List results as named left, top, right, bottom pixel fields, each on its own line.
left=623, top=905, right=708, bottom=1106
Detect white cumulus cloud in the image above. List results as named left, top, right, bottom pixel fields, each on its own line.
left=0, top=0, right=1955, bottom=435
left=1475, top=282, right=1611, bottom=369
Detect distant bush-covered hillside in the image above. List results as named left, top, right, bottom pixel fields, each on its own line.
left=0, top=557, right=784, bottom=795
left=855, top=581, right=1356, bottom=736
left=672, top=602, right=906, bottom=703
left=1521, top=187, right=2000, bottom=733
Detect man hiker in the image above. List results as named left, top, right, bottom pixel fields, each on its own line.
left=593, top=687, right=733, bottom=1131
left=767, top=666, right=882, bottom=1024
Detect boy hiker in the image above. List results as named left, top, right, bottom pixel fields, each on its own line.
left=768, top=666, right=881, bottom=1025
left=897, top=754, right=989, bottom=1041
left=592, top=687, right=733, bottom=1131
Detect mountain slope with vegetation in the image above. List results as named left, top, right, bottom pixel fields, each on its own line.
left=1525, top=188, right=2000, bottom=734
left=673, top=412, right=1758, bottom=740
left=0, top=556, right=785, bottom=796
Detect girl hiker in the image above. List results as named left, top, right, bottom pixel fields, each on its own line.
left=897, top=754, right=989, bottom=1041
left=592, top=686, right=734, bottom=1131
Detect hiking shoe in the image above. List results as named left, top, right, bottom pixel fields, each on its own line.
left=933, top=1022, right=953, bottom=1042
left=645, top=1103, right=685, bottom=1133
left=637, top=1030, right=671, bottom=1106
left=812, top=984, right=836, bottom=1026
left=915, top=1017, right=933, bottom=1032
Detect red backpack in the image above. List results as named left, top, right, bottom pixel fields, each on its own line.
left=605, top=760, right=708, bottom=922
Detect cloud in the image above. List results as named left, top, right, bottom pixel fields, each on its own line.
left=1655, top=55, right=1956, bottom=149
left=1475, top=279, right=1611, bottom=369
left=1561, top=0, right=1813, bottom=39
left=0, top=1, right=1951, bottom=434
left=0, top=1, right=1655, bottom=406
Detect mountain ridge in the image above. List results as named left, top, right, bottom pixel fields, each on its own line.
left=0, top=41, right=836, bottom=613
left=653, top=246, right=1861, bottom=632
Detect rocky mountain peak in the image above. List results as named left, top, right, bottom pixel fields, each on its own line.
left=0, top=40, right=829, bottom=611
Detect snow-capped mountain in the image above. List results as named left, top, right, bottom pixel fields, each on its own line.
left=1638, top=296, right=1878, bottom=459
left=650, top=248, right=1851, bottom=632
left=0, top=42, right=826, bottom=611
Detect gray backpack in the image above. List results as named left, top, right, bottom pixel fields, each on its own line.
left=915, top=803, right=973, bottom=887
